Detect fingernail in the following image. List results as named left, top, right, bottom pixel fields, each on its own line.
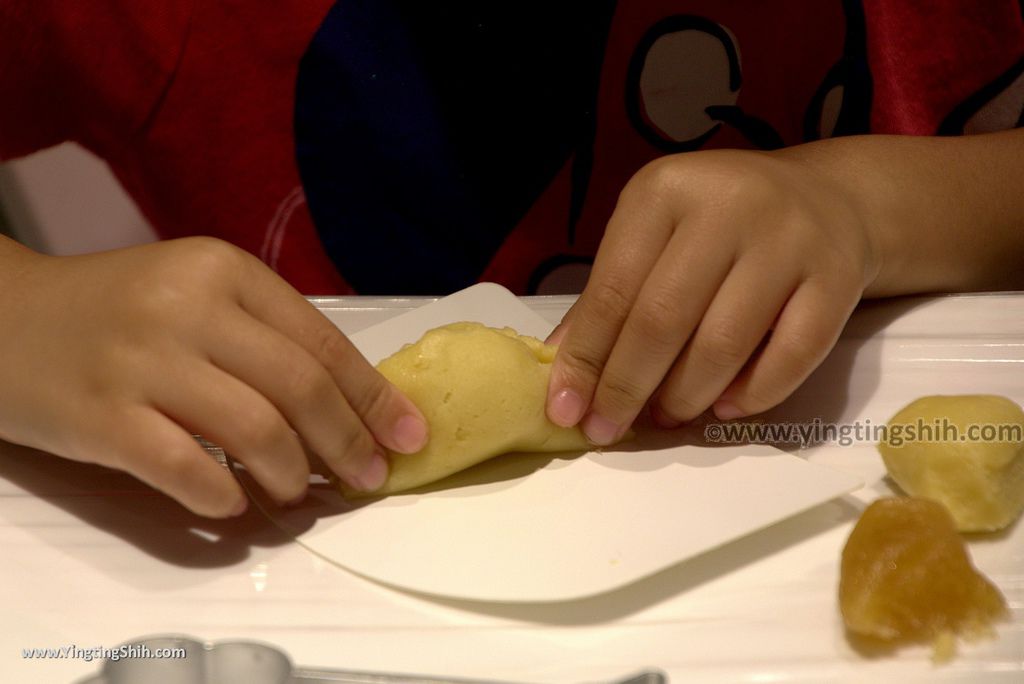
left=353, top=451, right=389, bottom=492
left=230, top=496, right=249, bottom=517
left=285, top=491, right=307, bottom=507
left=582, top=413, right=622, bottom=446
left=548, top=387, right=585, bottom=427
left=713, top=400, right=746, bottom=420
left=392, top=414, right=428, bottom=453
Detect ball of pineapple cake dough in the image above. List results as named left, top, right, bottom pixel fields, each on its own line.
left=878, top=395, right=1024, bottom=532
left=341, top=322, right=600, bottom=497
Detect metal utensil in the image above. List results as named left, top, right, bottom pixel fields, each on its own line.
left=76, top=634, right=667, bottom=684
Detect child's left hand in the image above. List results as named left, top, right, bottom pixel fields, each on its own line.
left=545, top=147, right=879, bottom=443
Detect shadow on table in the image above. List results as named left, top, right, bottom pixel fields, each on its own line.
left=0, top=441, right=297, bottom=570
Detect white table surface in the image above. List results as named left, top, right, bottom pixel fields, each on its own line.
left=1, top=294, right=1021, bottom=683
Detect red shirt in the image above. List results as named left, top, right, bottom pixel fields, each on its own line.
left=2, top=1, right=1022, bottom=294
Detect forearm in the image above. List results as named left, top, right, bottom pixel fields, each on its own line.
left=0, top=234, right=37, bottom=291
left=781, top=129, right=1024, bottom=297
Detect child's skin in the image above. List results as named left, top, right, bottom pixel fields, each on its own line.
left=0, top=236, right=428, bottom=517
left=1, top=130, right=1023, bottom=517
left=547, top=130, right=1024, bottom=443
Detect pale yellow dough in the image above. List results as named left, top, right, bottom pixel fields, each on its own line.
left=344, top=322, right=595, bottom=496
left=878, top=395, right=1024, bottom=532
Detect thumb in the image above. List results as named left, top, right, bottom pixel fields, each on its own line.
left=544, top=297, right=607, bottom=429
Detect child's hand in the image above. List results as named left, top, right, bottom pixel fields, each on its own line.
left=546, top=148, right=879, bottom=443
left=0, top=237, right=428, bottom=517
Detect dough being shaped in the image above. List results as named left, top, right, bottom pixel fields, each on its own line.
left=344, top=322, right=597, bottom=496
left=878, top=395, right=1024, bottom=532
left=840, top=497, right=1006, bottom=659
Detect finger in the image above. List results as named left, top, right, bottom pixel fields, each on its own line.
left=545, top=297, right=579, bottom=346
left=204, top=310, right=387, bottom=491
left=153, top=361, right=311, bottom=505
left=712, top=279, right=859, bottom=418
left=234, top=258, right=428, bottom=455
left=547, top=184, right=676, bottom=428
left=582, top=226, right=733, bottom=444
left=102, top=407, right=248, bottom=518
left=653, top=254, right=799, bottom=425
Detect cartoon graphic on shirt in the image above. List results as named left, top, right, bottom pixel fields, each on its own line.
left=7, top=2, right=1019, bottom=298
left=627, top=16, right=777, bottom=151
left=940, top=57, right=1024, bottom=135
left=294, top=1, right=870, bottom=294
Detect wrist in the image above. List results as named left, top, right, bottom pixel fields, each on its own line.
left=770, top=140, right=885, bottom=292
left=0, top=234, right=40, bottom=290
left=778, top=131, right=1024, bottom=297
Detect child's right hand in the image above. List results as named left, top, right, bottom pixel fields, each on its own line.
left=0, top=236, right=428, bottom=517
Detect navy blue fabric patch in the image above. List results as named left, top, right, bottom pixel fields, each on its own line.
left=294, top=1, right=615, bottom=294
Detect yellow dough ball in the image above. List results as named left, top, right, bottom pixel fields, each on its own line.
left=343, top=322, right=597, bottom=496
left=878, top=395, right=1024, bottom=532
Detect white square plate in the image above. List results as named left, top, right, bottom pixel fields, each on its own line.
left=256, top=283, right=863, bottom=602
